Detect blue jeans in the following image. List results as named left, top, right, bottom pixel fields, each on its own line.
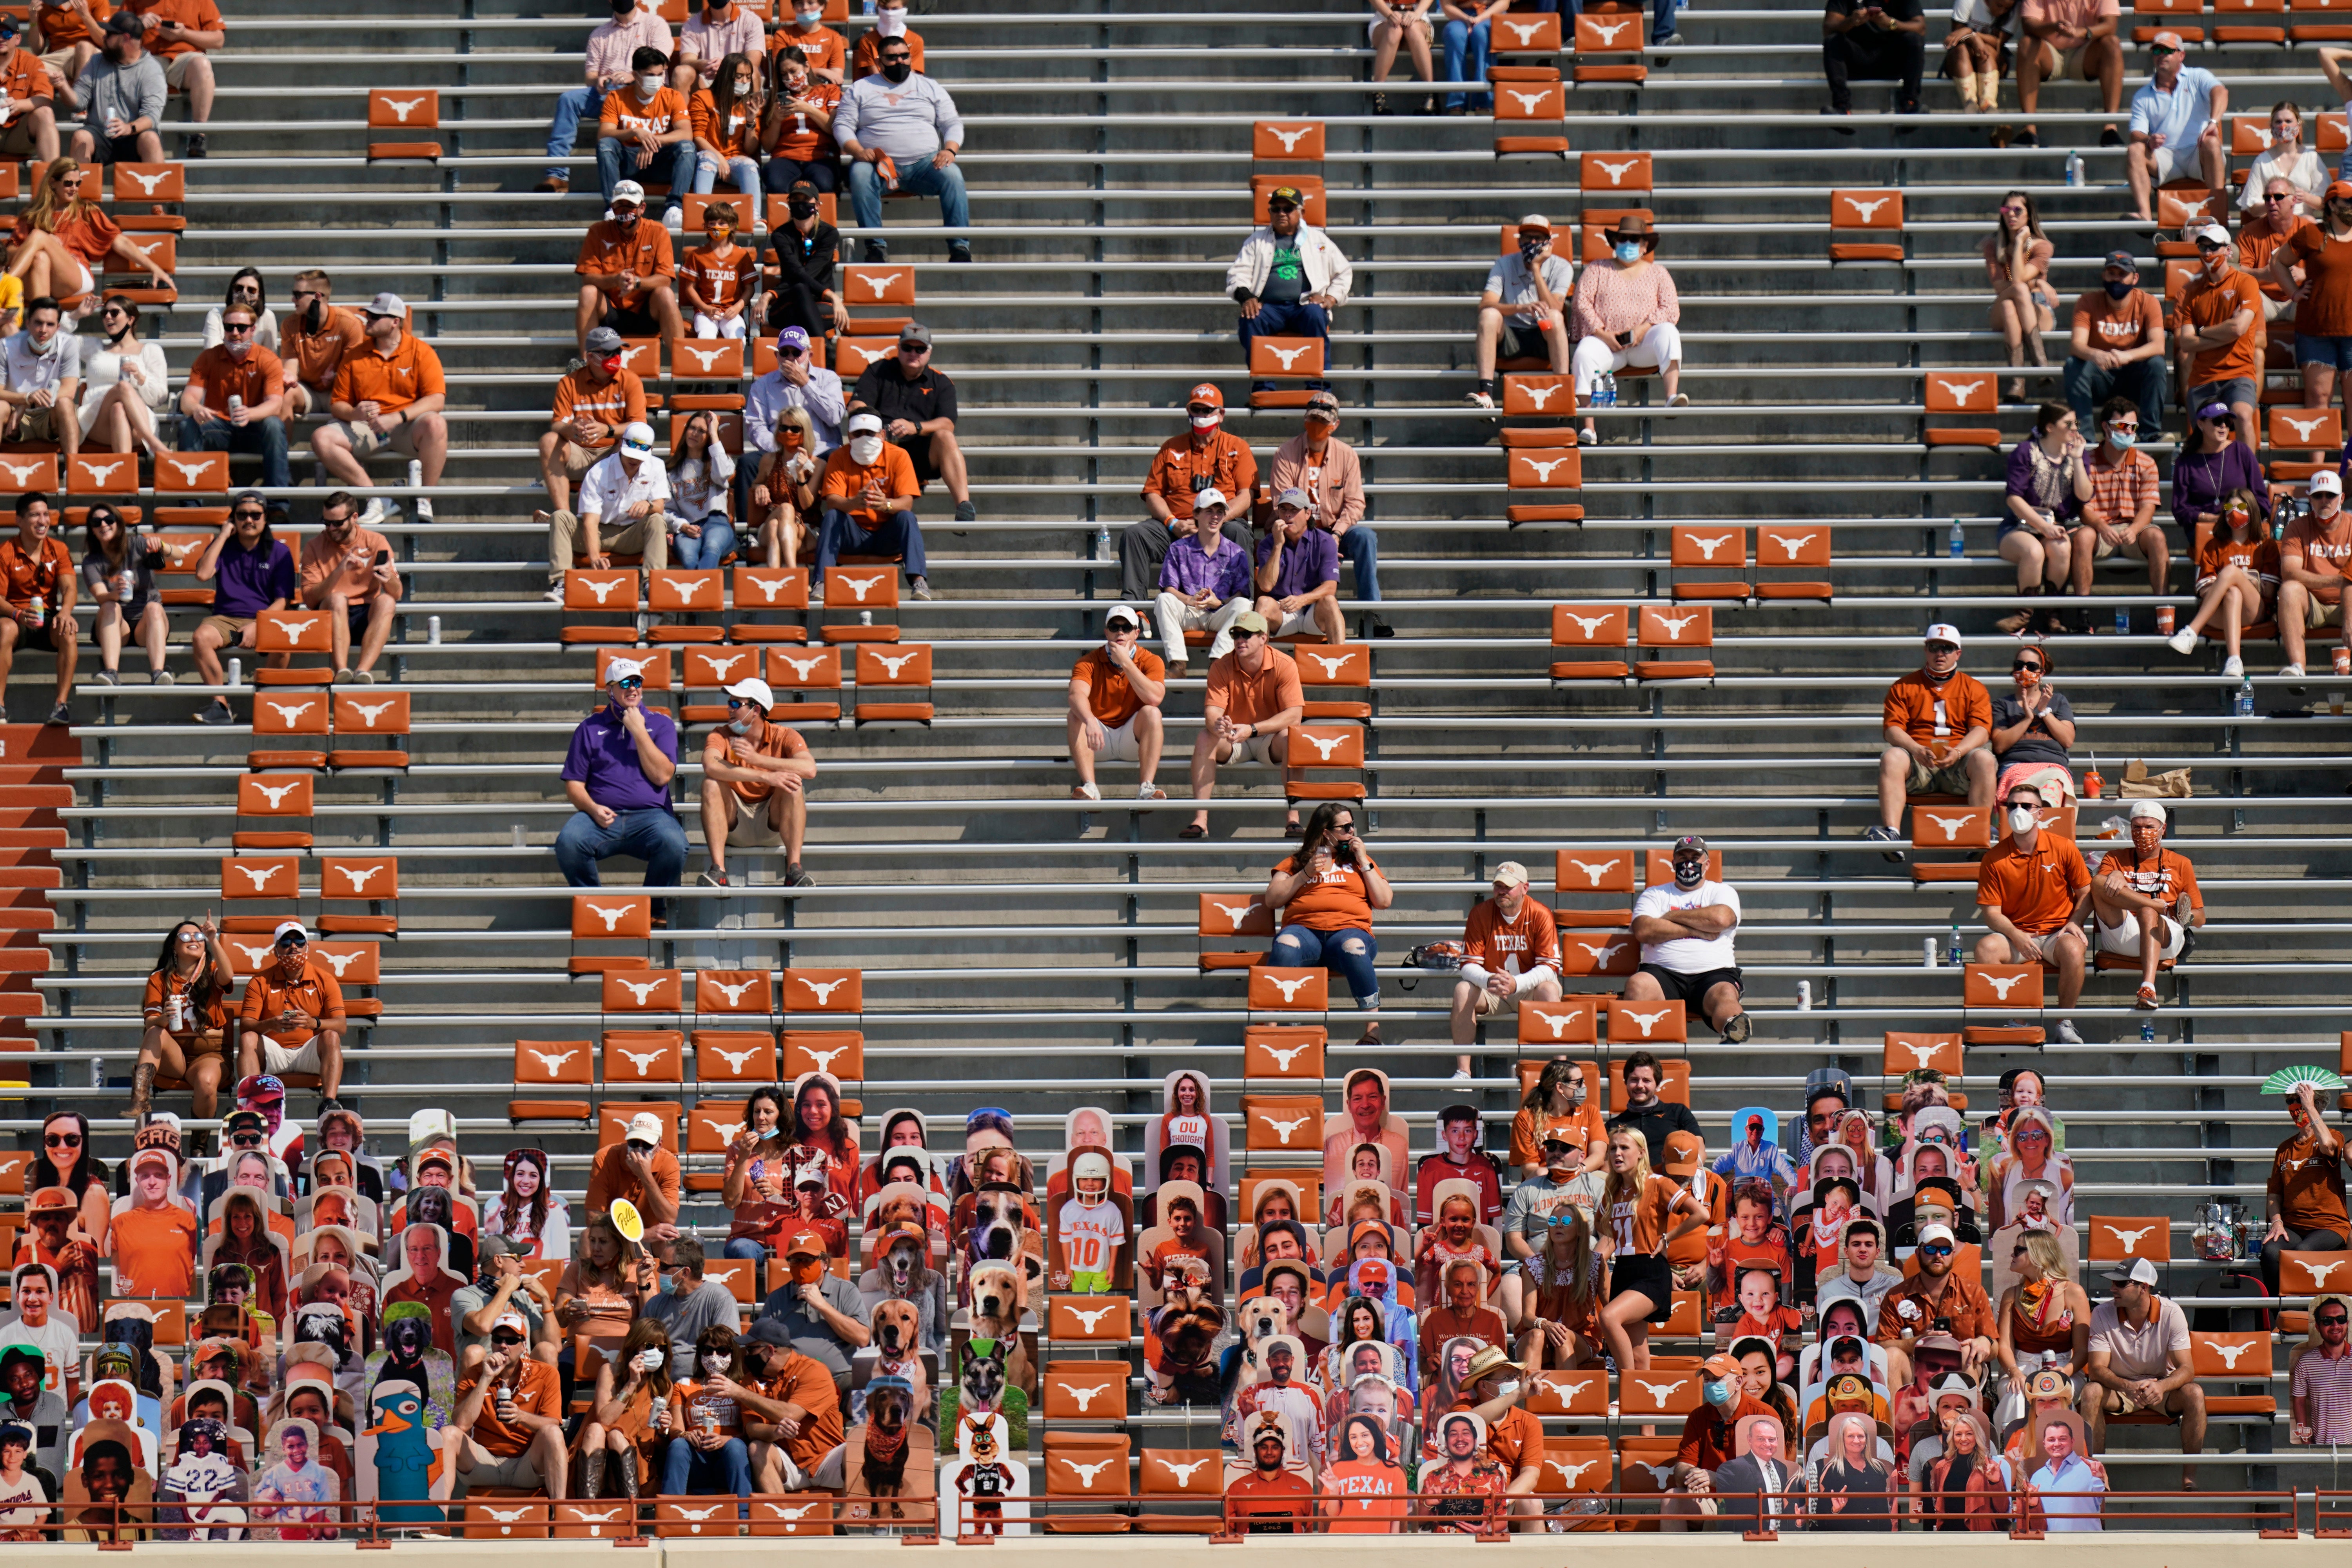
left=662, top=1435, right=752, bottom=1502
left=554, top=808, right=688, bottom=916
left=817, top=507, right=926, bottom=580
left=598, top=136, right=696, bottom=207
left=764, top=156, right=838, bottom=195
left=1240, top=298, right=1330, bottom=391
left=1335, top=524, right=1380, bottom=602
left=846, top=155, right=969, bottom=236
left=1267, top=923, right=1380, bottom=1009
left=693, top=152, right=762, bottom=198
left=546, top=85, right=608, bottom=182
left=1441, top=18, right=1493, bottom=110
left=2061, top=354, right=2165, bottom=434
left=671, top=515, right=738, bottom=568
left=177, top=414, right=290, bottom=490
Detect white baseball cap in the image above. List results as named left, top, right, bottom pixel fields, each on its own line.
left=722, top=676, right=775, bottom=711
left=1104, top=604, right=1140, bottom=627
left=846, top=411, right=884, bottom=437
left=1194, top=487, right=1227, bottom=512
left=2103, top=1257, right=2160, bottom=1287
left=624, top=1112, right=664, bottom=1146
left=611, top=180, right=647, bottom=206
left=1924, top=622, right=1963, bottom=650
left=1519, top=212, right=1552, bottom=231
left=2127, top=799, right=2167, bottom=826
left=2312, top=470, right=2345, bottom=497
left=618, top=421, right=655, bottom=456
left=2191, top=222, right=2233, bottom=249
left=273, top=919, right=308, bottom=943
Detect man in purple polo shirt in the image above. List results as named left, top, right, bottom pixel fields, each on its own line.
left=1150, top=488, right=1252, bottom=678
left=1254, top=487, right=1344, bottom=648
left=555, top=664, right=688, bottom=924
left=191, top=492, right=296, bottom=726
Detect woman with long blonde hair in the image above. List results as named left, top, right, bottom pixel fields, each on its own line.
left=7, top=157, right=169, bottom=308
left=1595, top=1127, right=1707, bottom=1372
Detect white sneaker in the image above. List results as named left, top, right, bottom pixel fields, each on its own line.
left=543, top=583, right=565, bottom=602
left=663, top=206, right=682, bottom=234
left=1136, top=782, right=1165, bottom=800
left=1450, top=1067, right=1472, bottom=1082
left=357, top=498, right=388, bottom=529
left=2054, top=1020, right=2084, bottom=1046
left=2166, top=629, right=2198, bottom=656
left=1071, top=782, right=1100, bottom=802
left=2221, top=655, right=2244, bottom=679
left=2281, top=663, right=2305, bottom=677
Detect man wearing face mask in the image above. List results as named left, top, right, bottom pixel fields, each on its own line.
left=835, top=33, right=968, bottom=264
left=541, top=326, right=647, bottom=525
left=1450, top=862, right=1563, bottom=1078
left=574, top=178, right=684, bottom=356
left=643, top=1238, right=747, bottom=1379
left=2175, top=223, right=2261, bottom=452
left=546, top=418, right=670, bottom=597
left=2072, top=396, right=2167, bottom=607
left=759, top=180, right=846, bottom=337
left=1664, top=1352, right=1771, bottom=1526
left=2276, top=443, right=2352, bottom=677
left=539, top=0, right=673, bottom=194
left=1624, top=835, right=1751, bottom=1044
left=279, top=271, right=365, bottom=424
left=2088, top=799, right=2202, bottom=1012
left=1468, top=213, right=1571, bottom=409
left=851, top=0, right=923, bottom=80
left=1870, top=624, right=1994, bottom=857
left=698, top=676, right=817, bottom=889
left=1066, top=603, right=1166, bottom=803
left=1973, top=782, right=2092, bottom=1045
left=753, top=1230, right=871, bottom=1394
left=1267, top=391, right=1383, bottom=633
left=1227, top=185, right=1350, bottom=394
left=1123, top=384, right=1255, bottom=603
left=2063, top=249, right=2165, bottom=432
left=597, top=43, right=694, bottom=228
left=817, top=410, right=927, bottom=597
left=175, top=303, right=289, bottom=489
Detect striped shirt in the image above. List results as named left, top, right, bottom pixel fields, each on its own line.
left=2085, top=446, right=2158, bottom=530
left=2292, top=1343, right=2352, bottom=1444
left=1570, top=258, right=1681, bottom=343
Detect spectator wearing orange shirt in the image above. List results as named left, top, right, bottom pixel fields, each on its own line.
left=2063, top=249, right=2165, bottom=432
left=538, top=0, right=672, bottom=194
left=1185, top=610, right=1301, bottom=838
left=573, top=179, right=683, bottom=355
left=296, top=490, right=400, bottom=685
left=0, top=19, right=59, bottom=166
left=773, top=2, right=844, bottom=83
left=679, top=202, right=755, bottom=339
left=2175, top=223, right=2262, bottom=452
left=1066, top=602, right=1167, bottom=802
left=599, top=44, right=693, bottom=224
left=314, top=292, right=448, bottom=524
left=851, top=0, right=923, bottom=81
left=688, top=50, right=763, bottom=201
left=1869, top=624, right=1993, bottom=855
left=279, top=271, right=366, bottom=421
left=699, top=676, right=818, bottom=889
left=816, top=410, right=927, bottom=595
left=442, top=1330, right=570, bottom=1500
left=175, top=303, right=289, bottom=489
left=236, top=919, right=347, bottom=1106
left=2240, top=176, right=2314, bottom=332
left=2168, top=480, right=2279, bottom=675
left=761, top=45, right=839, bottom=195
left=2277, top=463, right=2352, bottom=676
left=585, top=1111, right=684, bottom=1257
left=0, top=492, right=76, bottom=725
left=539, top=326, right=646, bottom=520
left=1123, top=385, right=1257, bottom=603
left=2088, top=799, right=2203, bottom=1010
left=7, top=157, right=165, bottom=327
left=1973, top=781, right=2092, bottom=1042
left=1449, top=862, right=1562, bottom=1076
left=30, top=0, right=105, bottom=94
left=109, top=1145, right=197, bottom=1298
left=1263, top=799, right=1391, bottom=1034
left=124, top=0, right=218, bottom=158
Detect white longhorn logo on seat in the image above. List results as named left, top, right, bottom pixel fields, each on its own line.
left=671, top=1504, right=723, bottom=1522
left=750, top=575, right=792, bottom=601
left=870, top=650, right=920, bottom=678
left=1308, top=653, right=1352, bottom=678
left=1521, top=383, right=1563, bottom=409
left=1903, top=1041, right=1946, bottom=1067
left=572, top=1507, right=623, bottom=1523
left=1067, top=1303, right=1116, bottom=1331
left=1548, top=1457, right=1599, bottom=1486
left=1267, top=125, right=1312, bottom=151
left=1633, top=1378, right=1686, bottom=1405
left=1508, top=89, right=1555, bottom=115
left=79, top=458, right=127, bottom=485
left=234, top=866, right=279, bottom=892
left=0, top=459, right=46, bottom=486
left=581, top=577, right=624, bottom=603
left=615, top=980, right=668, bottom=1005
left=1059, top=1387, right=1108, bottom=1415
left=1591, top=156, right=1642, bottom=187
left=1652, top=612, right=1699, bottom=638
left=838, top=572, right=886, bottom=602
left=1505, top=19, right=1545, bottom=42
left=125, top=169, right=172, bottom=194
left=232, top=938, right=272, bottom=964
left=683, top=345, right=730, bottom=372
left=2207, top=1339, right=2254, bottom=1368
left=617, top=1047, right=668, bottom=1073
left=604, top=656, right=652, bottom=682
left=1261, top=1112, right=1310, bottom=1142
left=1261, top=1043, right=1310, bottom=1069
left=710, top=1045, right=760, bottom=1072
left=845, top=345, right=882, bottom=368
left=860, top=271, right=904, bottom=297
left=1158, top=1457, right=1211, bottom=1485
left=1569, top=856, right=1619, bottom=886
left=1588, top=18, right=1633, bottom=43
left=703, top=976, right=755, bottom=1005
left=334, top=865, right=383, bottom=891
left=1565, top=613, right=1615, bottom=640
left=345, top=699, right=397, bottom=726
left=1842, top=196, right=1891, bottom=223
left=766, top=1503, right=816, bottom=1521
left=1618, top=1005, right=1671, bottom=1037
left=1265, top=343, right=1311, bottom=370
left=1686, top=533, right=1733, bottom=560
left=1065, top=1456, right=1114, bottom=1483
left=1301, top=732, right=1345, bottom=759
left=276, top=617, right=318, bottom=642
left=1265, top=975, right=1313, bottom=1003
left=2305, top=1260, right=2347, bottom=1285
left=251, top=781, right=301, bottom=808
left=318, top=949, right=361, bottom=976
left=698, top=1116, right=741, bottom=1143
left=702, top=654, right=746, bottom=681
left=2281, top=413, right=2332, bottom=441
left=1933, top=377, right=1987, bottom=404
left=1538, top=1009, right=1579, bottom=1039
left=1774, top=532, right=1818, bottom=559
left=529, top=1047, right=579, bottom=1076
left=1212, top=900, right=1259, bottom=929
left=804, top=1045, right=849, bottom=1073
left=1630, top=1461, right=1675, bottom=1488
left=1521, top=456, right=1570, bottom=482
left=1926, top=813, right=1976, bottom=841
left=778, top=653, right=828, bottom=680
left=164, top=456, right=213, bottom=485
left=799, top=976, right=848, bottom=1004
left=380, top=95, right=428, bottom=122
left=1583, top=939, right=1626, bottom=965
left=480, top=1506, right=532, bottom=1524
left=584, top=901, right=635, bottom=931
left=1979, top=973, right=2026, bottom=1000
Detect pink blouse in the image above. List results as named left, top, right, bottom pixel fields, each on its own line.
left=1572, top=258, right=1681, bottom=341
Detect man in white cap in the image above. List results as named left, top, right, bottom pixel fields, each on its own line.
left=544, top=417, right=670, bottom=597
left=2083, top=1255, right=2204, bottom=1485
left=1869, top=624, right=1993, bottom=859
left=1254, top=487, right=1345, bottom=648
left=556, top=661, right=686, bottom=924
left=1151, top=486, right=1252, bottom=676
left=573, top=178, right=684, bottom=355
left=1468, top=213, right=1572, bottom=409
left=2088, top=799, right=2202, bottom=1011
left=585, top=1109, right=681, bottom=1258
left=2173, top=223, right=2260, bottom=452
left=1448, top=861, right=1562, bottom=1079
left=1973, top=776, right=2091, bottom=1044
left=2277, top=461, right=2352, bottom=678
left=816, top=408, right=928, bottom=596
left=313, top=292, right=448, bottom=523
left=2123, top=33, right=2225, bottom=225
left=699, top=675, right=817, bottom=888
left=1065, top=602, right=1165, bottom=802
left=234, top=920, right=347, bottom=1108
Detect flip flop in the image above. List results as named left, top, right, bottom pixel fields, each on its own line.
left=1178, top=823, right=1207, bottom=840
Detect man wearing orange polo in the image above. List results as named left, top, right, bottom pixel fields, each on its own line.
left=176, top=303, right=288, bottom=488
left=815, top=410, right=927, bottom=598
left=574, top=178, right=682, bottom=355
left=1973, top=779, right=2092, bottom=1045
left=314, top=292, right=447, bottom=526
left=235, top=920, right=347, bottom=1108
left=539, top=325, right=648, bottom=522
left=1185, top=608, right=1302, bottom=838
left=280, top=270, right=367, bottom=420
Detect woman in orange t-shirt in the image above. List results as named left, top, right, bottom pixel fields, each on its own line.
left=689, top=51, right=765, bottom=198
left=1594, top=1127, right=1708, bottom=1373
left=1321, top=1413, right=1409, bottom=1532
left=132, top=914, right=236, bottom=1122
left=1261, top=801, right=1394, bottom=1035
left=2178, top=488, right=2279, bottom=672
left=6, top=157, right=167, bottom=305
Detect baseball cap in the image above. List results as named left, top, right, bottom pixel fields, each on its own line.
left=897, top=321, right=931, bottom=348
left=584, top=326, right=624, bottom=357
left=624, top=1111, right=664, bottom=1146
left=1305, top=390, right=1340, bottom=418
left=273, top=920, right=307, bottom=945
left=784, top=1229, right=826, bottom=1258
left=1540, top=1133, right=1578, bottom=1156
left=611, top=180, right=647, bottom=207
left=723, top=676, right=774, bottom=711
left=2313, top=469, right=2345, bottom=496
left=1924, top=622, right=1963, bottom=649
left=1918, top=1221, right=1957, bottom=1247
left=241, top=1073, right=286, bottom=1102
left=0, top=17, right=20, bottom=39
left=2127, top=799, right=2168, bottom=826
left=1700, top=1352, right=1742, bottom=1381
left=1671, top=833, right=1708, bottom=858
left=131, top=1147, right=173, bottom=1174
left=408, top=1108, right=456, bottom=1149
left=2198, top=401, right=2234, bottom=421
left=1519, top=212, right=1552, bottom=231
left=1355, top=1258, right=1391, bottom=1284
left=776, top=325, right=811, bottom=355
left=1491, top=860, right=1530, bottom=887
left=2104, top=1257, right=2160, bottom=1287
left=1193, top=487, right=1227, bottom=512
left=103, top=12, right=143, bottom=36
left=618, top=421, right=656, bottom=456
left=363, top=292, right=406, bottom=320
left=2026, top=1367, right=2071, bottom=1401
left=223, top=1108, right=267, bottom=1134
left=2332, top=180, right=2352, bottom=201
left=846, top=411, right=884, bottom=437
left=1661, top=1130, right=1704, bottom=1175
left=2192, top=222, right=2232, bottom=249
left=1267, top=184, right=1303, bottom=208
left=1231, top=609, right=1270, bottom=635
left=1274, top=486, right=1312, bottom=510
left=1104, top=603, right=1140, bottom=628
left=1188, top=383, right=1224, bottom=410
left=744, top=1317, right=794, bottom=1347
left=492, top=1312, right=528, bottom=1335
left=2151, top=29, right=2184, bottom=49
left=2102, top=249, right=2137, bottom=272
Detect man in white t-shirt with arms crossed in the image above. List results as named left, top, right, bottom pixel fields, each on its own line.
left=1622, top=834, right=1751, bottom=1043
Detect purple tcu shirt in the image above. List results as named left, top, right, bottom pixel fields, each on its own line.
left=1158, top=530, right=1250, bottom=601
left=1255, top=526, right=1338, bottom=600
left=561, top=702, right=679, bottom=814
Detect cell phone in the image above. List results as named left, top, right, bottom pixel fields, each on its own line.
left=372, top=550, right=391, bottom=566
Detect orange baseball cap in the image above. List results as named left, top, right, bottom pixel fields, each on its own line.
left=2331, top=180, right=2352, bottom=201
left=2150, top=29, right=2185, bottom=49
left=1701, top=1352, right=1743, bottom=1381
left=1662, top=1129, right=1705, bottom=1175
left=1188, top=383, right=1224, bottom=410
left=785, top=1230, right=826, bottom=1257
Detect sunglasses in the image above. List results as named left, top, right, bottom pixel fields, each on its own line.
left=44, top=1132, right=81, bottom=1147
left=2318, top=1314, right=2349, bottom=1326
left=232, top=509, right=266, bottom=521
left=2000, top=204, right=2027, bottom=216
left=292, top=290, right=320, bottom=302
left=1920, top=1243, right=1955, bottom=1258
left=223, top=323, right=254, bottom=334
left=2266, top=192, right=2294, bottom=203
left=613, top=675, right=644, bottom=690
left=1233, top=629, right=1265, bottom=641
left=2013, top=660, right=2044, bottom=672
left=490, top=1334, right=525, bottom=1347
left=724, top=696, right=762, bottom=710
left=898, top=342, right=929, bottom=355
left=229, top=1132, right=264, bottom=1146
left=177, top=930, right=204, bottom=942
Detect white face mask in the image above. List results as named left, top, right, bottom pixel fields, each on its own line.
left=876, top=7, right=907, bottom=34
left=636, top=71, right=664, bottom=94
left=701, top=1352, right=730, bottom=1375
left=848, top=434, right=884, bottom=465
left=636, top=1348, right=664, bottom=1371
left=2007, top=805, right=2039, bottom=834
left=1190, top=412, right=1220, bottom=430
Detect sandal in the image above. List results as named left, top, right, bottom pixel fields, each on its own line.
left=1178, top=822, right=1207, bottom=840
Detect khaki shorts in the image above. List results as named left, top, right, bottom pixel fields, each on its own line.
left=456, top=1448, right=543, bottom=1492
left=2042, top=41, right=2094, bottom=80
left=15, top=404, right=61, bottom=442
left=2304, top=593, right=2345, bottom=630
left=36, top=47, right=82, bottom=77
left=1906, top=755, right=1974, bottom=795
left=1095, top=712, right=1145, bottom=764
left=260, top=1033, right=324, bottom=1075
left=557, top=440, right=603, bottom=485
left=163, top=52, right=205, bottom=90
left=2096, top=913, right=2185, bottom=961
left=197, top=613, right=253, bottom=648
left=1224, top=731, right=1283, bottom=767
left=335, top=417, right=423, bottom=459
left=727, top=790, right=788, bottom=847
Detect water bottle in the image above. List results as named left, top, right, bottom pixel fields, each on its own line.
left=1947, top=923, right=1962, bottom=967
left=2114, top=607, right=2130, bottom=635
left=2139, top=1018, right=2156, bottom=1043
left=427, top=614, right=441, bottom=645
left=2065, top=152, right=2084, bottom=187
left=1949, top=519, right=1966, bottom=559
left=2234, top=677, right=2255, bottom=717
left=1094, top=523, right=1110, bottom=559
left=1600, top=373, right=1617, bottom=408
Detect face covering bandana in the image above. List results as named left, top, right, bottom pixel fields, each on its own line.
left=849, top=434, right=884, bottom=465
left=701, top=1352, right=730, bottom=1375
left=791, top=1257, right=826, bottom=1286
left=881, top=59, right=912, bottom=82
left=1614, top=241, right=1643, bottom=263
left=225, top=338, right=251, bottom=359
left=1190, top=412, right=1220, bottom=430
left=876, top=7, right=907, bottom=35
left=1673, top=857, right=1704, bottom=890
left=2007, top=805, right=2039, bottom=834
left=788, top=198, right=817, bottom=218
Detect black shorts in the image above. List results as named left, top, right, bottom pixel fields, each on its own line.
left=1637, top=963, right=1742, bottom=1007
left=1610, top=1252, right=1675, bottom=1323
left=902, top=440, right=938, bottom=494
left=601, top=302, right=662, bottom=339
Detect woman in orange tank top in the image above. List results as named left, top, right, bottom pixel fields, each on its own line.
left=1262, top=802, right=1393, bottom=1038
left=7, top=157, right=167, bottom=307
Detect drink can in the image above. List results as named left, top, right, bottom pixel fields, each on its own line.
left=1796, top=980, right=1813, bottom=1011
left=25, top=596, right=42, bottom=630
left=227, top=395, right=243, bottom=421
left=2114, top=608, right=2130, bottom=636
left=167, top=993, right=185, bottom=1031
left=228, top=657, right=242, bottom=686
left=1924, top=937, right=1938, bottom=968
left=427, top=614, right=442, bottom=645
left=2335, top=647, right=2349, bottom=677
left=2156, top=606, right=2175, bottom=636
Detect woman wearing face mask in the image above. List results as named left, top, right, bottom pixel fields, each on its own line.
left=2171, top=484, right=2277, bottom=676
left=1988, top=640, right=2075, bottom=802
left=2238, top=100, right=2325, bottom=216
left=2171, top=401, right=2270, bottom=541
left=78, top=296, right=169, bottom=459
left=577, top=1317, right=672, bottom=1501
left=1568, top=214, right=1685, bottom=445
left=2274, top=178, right=2352, bottom=418
left=688, top=49, right=764, bottom=199
left=666, top=410, right=738, bottom=569
left=201, top=267, right=280, bottom=351
left=676, top=0, right=763, bottom=97
left=662, top=1324, right=755, bottom=1501
left=760, top=45, right=840, bottom=195
left=80, top=505, right=168, bottom=687
left=1995, top=402, right=2089, bottom=633
left=850, top=0, right=923, bottom=81
left=751, top=404, right=820, bottom=567
left=723, top=1084, right=795, bottom=1260
left=1509, top=1057, right=1605, bottom=1178
left=1985, top=189, right=2054, bottom=401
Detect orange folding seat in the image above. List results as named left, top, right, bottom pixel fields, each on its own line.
left=1198, top=892, right=1273, bottom=971
left=366, top=89, right=443, bottom=161
left=1829, top=190, right=1903, bottom=263
left=234, top=773, right=312, bottom=850
left=1553, top=848, right=1635, bottom=927
left=1550, top=604, right=1629, bottom=681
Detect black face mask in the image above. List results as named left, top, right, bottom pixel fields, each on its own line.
left=880, top=59, right=912, bottom=83
left=611, top=0, right=634, bottom=13
left=788, top=198, right=817, bottom=220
